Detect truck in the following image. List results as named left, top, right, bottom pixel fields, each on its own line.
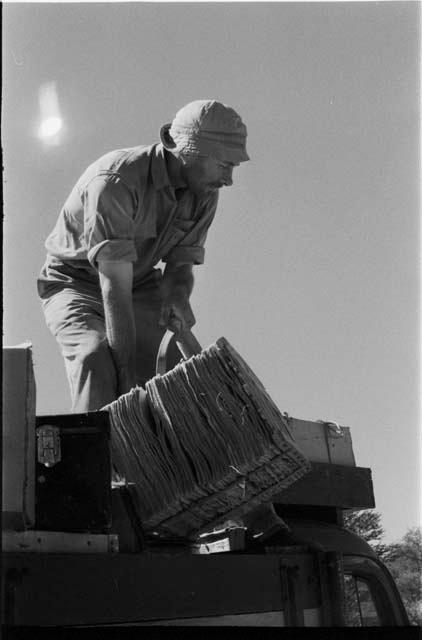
left=1, top=344, right=409, bottom=628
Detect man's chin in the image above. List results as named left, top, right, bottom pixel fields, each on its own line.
left=190, top=184, right=217, bottom=196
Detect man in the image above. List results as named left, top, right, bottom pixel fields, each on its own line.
left=37, top=99, right=249, bottom=412
left=37, top=100, right=311, bottom=546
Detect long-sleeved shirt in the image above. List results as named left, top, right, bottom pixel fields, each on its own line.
left=37, top=143, right=218, bottom=297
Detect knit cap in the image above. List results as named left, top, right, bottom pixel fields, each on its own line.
left=163, top=99, right=249, bottom=164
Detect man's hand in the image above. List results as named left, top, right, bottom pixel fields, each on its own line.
left=159, top=289, right=196, bottom=334
left=160, top=263, right=195, bottom=335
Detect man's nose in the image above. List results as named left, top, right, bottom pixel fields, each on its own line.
left=223, top=167, right=234, bottom=187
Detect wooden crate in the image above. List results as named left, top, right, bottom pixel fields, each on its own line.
left=2, top=344, right=36, bottom=529
left=286, top=418, right=355, bottom=466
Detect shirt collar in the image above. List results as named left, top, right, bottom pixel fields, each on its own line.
left=150, top=143, right=210, bottom=208
left=151, top=143, right=175, bottom=194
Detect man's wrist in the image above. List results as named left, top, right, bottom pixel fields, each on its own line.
left=162, top=263, right=194, bottom=296
left=116, top=364, right=136, bottom=396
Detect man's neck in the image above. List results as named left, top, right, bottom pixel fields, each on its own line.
left=164, top=149, right=187, bottom=190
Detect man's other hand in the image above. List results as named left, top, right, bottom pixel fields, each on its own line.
left=159, top=293, right=196, bottom=335
left=160, top=262, right=196, bottom=335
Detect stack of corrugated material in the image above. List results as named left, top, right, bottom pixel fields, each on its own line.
left=107, top=338, right=311, bottom=538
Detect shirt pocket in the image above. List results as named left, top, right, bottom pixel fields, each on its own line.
left=160, top=219, right=196, bottom=257
left=172, top=219, right=196, bottom=234
left=167, top=218, right=196, bottom=243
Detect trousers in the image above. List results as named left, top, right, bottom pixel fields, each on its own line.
left=41, top=272, right=181, bottom=412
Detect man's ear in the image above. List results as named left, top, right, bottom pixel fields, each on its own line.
left=160, top=124, right=177, bottom=150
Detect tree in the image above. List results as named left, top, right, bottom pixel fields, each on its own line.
left=386, top=528, right=422, bottom=626
left=343, top=509, right=395, bottom=561
left=343, top=511, right=422, bottom=625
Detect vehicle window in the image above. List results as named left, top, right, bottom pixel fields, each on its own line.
left=344, top=575, right=380, bottom=626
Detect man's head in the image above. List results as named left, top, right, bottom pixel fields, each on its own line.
left=160, top=100, right=249, bottom=196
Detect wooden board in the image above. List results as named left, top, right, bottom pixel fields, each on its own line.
left=273, top=463, right=375, bottom=509
left=1, top=553, right=309, bottom=626
left=2, top=530, right=119, bottom=553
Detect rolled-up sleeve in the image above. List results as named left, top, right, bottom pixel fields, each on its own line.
left=82, top=174, right=138, bottom=267
left=165, top=245, right=205, bottom=264
left=163, top=191, right=219, bottom=265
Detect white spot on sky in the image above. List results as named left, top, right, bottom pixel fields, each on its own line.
left=39, top=116, right=63, bottom=139
left=37, top=82, right=64, bottom=146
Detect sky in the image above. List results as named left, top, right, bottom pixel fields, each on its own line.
left=2, top=2, right=420, bottom=544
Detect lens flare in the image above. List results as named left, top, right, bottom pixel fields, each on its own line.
left=37, top=82, right=64, bottom=145
left=39, top=116, right=63, bottom=139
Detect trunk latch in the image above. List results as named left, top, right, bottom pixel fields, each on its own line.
left=36, top=425, right=61, bottom=467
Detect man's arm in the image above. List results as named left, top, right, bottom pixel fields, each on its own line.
left=98, top=260, right=136, bottom=396
left=159, top=262, right=196, bottom=334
